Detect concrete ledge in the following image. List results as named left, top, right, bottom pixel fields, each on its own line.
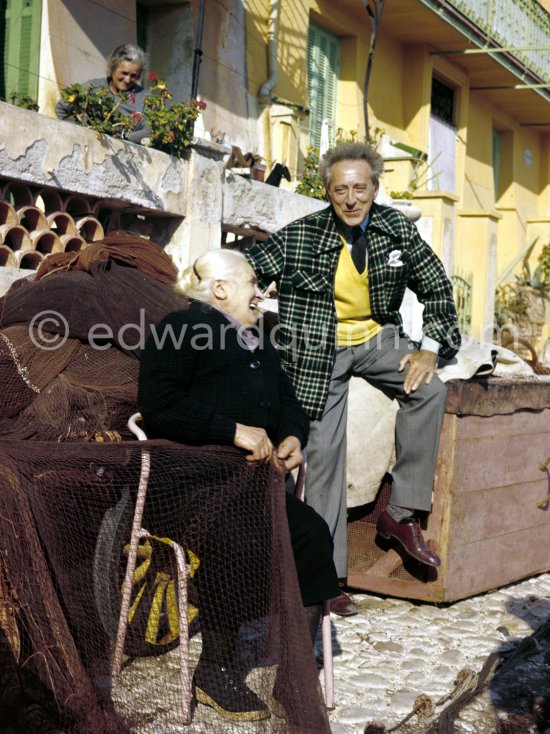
left=0, top=266, right=34, bottom=297
left=223, top=169, right=326, bottom=233
left=0, top=102, right=188, bottom=216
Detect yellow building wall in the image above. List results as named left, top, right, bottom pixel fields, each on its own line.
left=453, top=91, right=550, bottom=338
left=403, top=48, right=432, bottom=141
left=246, top=1, right=549, bottom=342
left=247, top=0, right=371, bottom=175
left=493, top=110, right=549, bottom=290
left=312, top=0, right=370, bottom=141
left=367, top=34, right=406, bottom=143
left=38, top=0, right=136, bottom=117
left=462, top=98, right=495, bottom=212
left=246, top=0, right=269, bottom=99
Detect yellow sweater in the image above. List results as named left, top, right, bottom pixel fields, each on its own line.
left=334, top=239, right=382, bottom=346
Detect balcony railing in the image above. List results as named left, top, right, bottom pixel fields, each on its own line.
left=449, top=0, right=550, bottom=81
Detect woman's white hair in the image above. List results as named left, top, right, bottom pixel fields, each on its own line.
left=177, top=248, right=248, bottom=302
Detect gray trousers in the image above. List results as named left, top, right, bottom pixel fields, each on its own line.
left=304, top=327, right=447, bottom=578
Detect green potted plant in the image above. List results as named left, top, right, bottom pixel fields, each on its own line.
left=495, top=245, right=550, bottom=346
left=58, top=82, right=135, bottom=138
left=58, top=73, right=205, bottom=158
left=5, top=92, right=39, bottom=111
left=295, top=128, right=385, bottom=201
left=141, top=72, right=205, bottom=158
left=295, top=147, right=325, bottom=199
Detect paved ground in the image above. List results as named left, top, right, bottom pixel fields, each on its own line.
left=112, top=570, right=550, bottom=733
left=326, top=572, right=550, bottom=733
left=4, top=571, right=550, bottom=733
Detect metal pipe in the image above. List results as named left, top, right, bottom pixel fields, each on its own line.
left=471, top=83, right=550, bottom=90
left=432, top=46, right=550, bottom=55
left=258, top=0, right=280, bottom=101
left=191, top=0, right=206, bottom=99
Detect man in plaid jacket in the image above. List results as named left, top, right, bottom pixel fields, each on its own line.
left=246, top=142, right=461, bottom=616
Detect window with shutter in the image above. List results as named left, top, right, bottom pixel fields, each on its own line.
left=428, top=77, right=457, bottom=192
left=307, top=22, right=340, bottom=150
left=2, top=0, right=42, bottom=101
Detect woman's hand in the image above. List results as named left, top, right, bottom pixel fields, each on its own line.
left=234, top=423, right=274, bottom=462
left=275, top=436, right=303, bottom=472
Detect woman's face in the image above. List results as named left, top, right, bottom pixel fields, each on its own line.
left=218, top=262, right=263, bottom=327
left=110, top=60, right=142, bottom=93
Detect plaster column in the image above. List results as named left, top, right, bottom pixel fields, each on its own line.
left=412, top=191, right=459, bottom=269
left=456, top=210, right=502, bottom=342
left=165, top=138, right=230, bottom=271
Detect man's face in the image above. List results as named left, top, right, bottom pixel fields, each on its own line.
left=326, top=159, right=379, bottom=227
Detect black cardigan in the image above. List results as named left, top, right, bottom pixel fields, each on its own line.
left=138, top=299, right=309, bottom=448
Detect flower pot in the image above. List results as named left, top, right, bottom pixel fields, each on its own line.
left=390, top=198, right=422, bottom=222
left=251, top=162, right=266, bottom=182
left=508, top=287, right=546, bottom=341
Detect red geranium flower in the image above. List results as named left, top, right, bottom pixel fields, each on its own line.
left=128, top=91, right=136, bottom=104
left=131, top=111, right=143, bottom=124
left=148, top=71, right=159, bottom=82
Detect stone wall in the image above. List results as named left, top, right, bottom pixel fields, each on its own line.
left=0, top=101, right=326, bottom=294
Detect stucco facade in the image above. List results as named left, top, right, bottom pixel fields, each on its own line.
left=0, top=99, right=324, bottom=296
left=1, top=0, right=549, bottom=342
left=243, top=0, right=550, bottom=342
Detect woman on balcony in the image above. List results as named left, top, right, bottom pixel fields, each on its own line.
left=55, top=43, right=150, bottom=144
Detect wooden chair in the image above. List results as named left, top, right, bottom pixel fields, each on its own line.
left=295, top=453, right=334, bottom=709
left=112, top=415, right=334, bottom=720
left=111, top=413, right=193, bottom=723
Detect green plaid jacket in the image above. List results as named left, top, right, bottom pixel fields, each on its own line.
left=246, top=203, right=461, bottom=420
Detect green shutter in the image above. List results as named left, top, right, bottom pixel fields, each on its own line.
left=1, top=1, right=8, bottom=99
left=307, top=22, right=340, bottom=150
left=2, top=0, right=42, bottom=101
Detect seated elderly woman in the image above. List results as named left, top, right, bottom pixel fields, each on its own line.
left=56, top=44, right=150, bottom=144
left=138, top=249, right=339, bottom=723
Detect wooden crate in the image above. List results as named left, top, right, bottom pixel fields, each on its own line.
left=347, top=378, right=550, bottom=602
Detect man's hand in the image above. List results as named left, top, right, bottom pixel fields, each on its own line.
left=234, top=423, right=274, bottom=462
left=398, top=349, right=438, bottom=394
left=275, top=435, right=303, bottom=472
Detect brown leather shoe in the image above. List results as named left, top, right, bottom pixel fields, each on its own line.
left=329, top=590, right=358, bottom=617
left=376, top=510, right=441, bottom=567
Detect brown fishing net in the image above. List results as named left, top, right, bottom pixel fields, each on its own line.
left=0, top=236, right=330, bottom=734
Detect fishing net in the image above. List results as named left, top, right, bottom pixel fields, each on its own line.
left=0, top=236, right=330, bottom=734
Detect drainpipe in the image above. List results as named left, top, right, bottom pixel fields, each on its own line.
left=258, top=0, right=280, bottom=168
left=258, top=0, right=280, bottom=103
left=191, top=0, right=206, bottom=99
